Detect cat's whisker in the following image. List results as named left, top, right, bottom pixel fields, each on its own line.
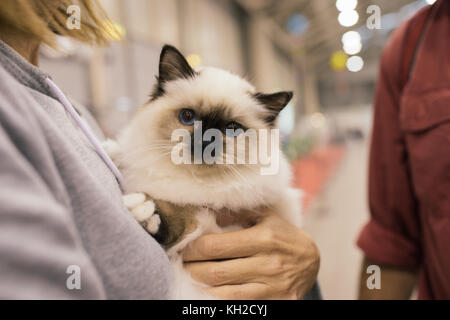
left=227, top=165, right=265, bottom=204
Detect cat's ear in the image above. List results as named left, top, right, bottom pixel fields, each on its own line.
left=158, top=45, right=196, bottom=83
left=254, top=91, right=293, bottom=124
left=151, top=45, right=196, bottom=100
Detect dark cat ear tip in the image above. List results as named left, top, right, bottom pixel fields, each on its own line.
left=279, top=91, right=293, bottom=104
left=160, top=44, right=181, bottom=56
left=285, top=91, right=293, bottom=100
left=273, top=91, right=293, bottom=101
left=161, top=44, right=177, bottom=51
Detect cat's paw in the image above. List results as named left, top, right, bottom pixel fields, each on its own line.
left=141, top=211, right=161, bottom=235
left=122, top=193, right=161, bottom=235
left=122, top=192, right=147, bottom=210
left=132, top=200, right=161, bottom=235
left=130, top=199, right=155, bottom=222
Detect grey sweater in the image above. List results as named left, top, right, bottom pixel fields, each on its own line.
left=0, top=41, right=170, bottom=299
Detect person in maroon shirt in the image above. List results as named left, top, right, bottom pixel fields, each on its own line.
left=357, top=0, right=450, bottom=299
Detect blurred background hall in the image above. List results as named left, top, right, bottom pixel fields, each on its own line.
left=39, top=0, right=437, bottom=299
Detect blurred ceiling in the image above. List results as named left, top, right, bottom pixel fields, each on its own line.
left=237, top=0, right=428, bottom=78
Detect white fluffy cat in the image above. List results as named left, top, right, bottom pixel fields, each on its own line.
left=104, top=45, right=302, bottom=299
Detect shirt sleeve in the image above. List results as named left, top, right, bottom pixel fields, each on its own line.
left=356, top=22, right=422, bottom=271
left=0, top=125, right=107, bottom=299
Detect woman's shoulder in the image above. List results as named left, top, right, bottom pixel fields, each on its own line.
left=0, top=64, right=46, bottom=134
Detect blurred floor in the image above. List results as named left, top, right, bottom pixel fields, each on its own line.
left=292, top=145, right=345, bottom=211
left=302, top=139, right=370, bottom=300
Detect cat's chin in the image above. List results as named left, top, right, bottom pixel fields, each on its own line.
left=123, top=156, right=293, bottom=212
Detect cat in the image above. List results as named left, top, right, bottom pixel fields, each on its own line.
left=104, top=45, right=302, bottom=299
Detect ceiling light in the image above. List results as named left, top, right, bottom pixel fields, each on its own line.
left=341, top=30, right=361, bottom=44
left=338, top=10, right=359, bottom=27
left=336, top=0, right=358, bottom=12
left=343, top=41, right=362, bottom=55
left=346, top=55, right=364, bottom=72
left=342, top=31, right=362, bottom=55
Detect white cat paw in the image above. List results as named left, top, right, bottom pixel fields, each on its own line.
left=142, top=213, right=161, bottom=235
left=132, top=200, right=161, bottom=234
left=122, top=193, right=161, bottom=235
left=122, top=192, right=147, bottom=210
left=131, top=200, right=156, bottom=222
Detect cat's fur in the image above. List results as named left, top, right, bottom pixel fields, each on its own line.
left=106, top=45, right=302, bottom=299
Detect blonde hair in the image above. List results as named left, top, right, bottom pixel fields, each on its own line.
left=0, top=0, right=121, bottom=46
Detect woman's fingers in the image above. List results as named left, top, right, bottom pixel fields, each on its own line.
left=204, top=282, right=272, bottom=300
left=184, top=256, right=267, bottom=286
left=182, top=214, right=319, bottom=299
left=182, top=224, right=270, bottom=262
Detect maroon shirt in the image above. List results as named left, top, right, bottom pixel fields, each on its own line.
left=357, top=0, right=450, bottom=299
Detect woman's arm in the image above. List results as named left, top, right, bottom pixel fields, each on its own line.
left=0, top=124, right=106, bottom=299
left=182, top=214, right=320, bottom=299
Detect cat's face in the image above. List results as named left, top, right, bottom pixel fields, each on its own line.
left=122, top=45, right=292, bottom=182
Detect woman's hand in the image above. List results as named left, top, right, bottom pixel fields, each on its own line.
left=182, top=214, right=320, bottom=299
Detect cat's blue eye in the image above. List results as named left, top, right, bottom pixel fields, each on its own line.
left=224, top=121, right=244, bottom=137
left=178, top=108, right=196, bottom=126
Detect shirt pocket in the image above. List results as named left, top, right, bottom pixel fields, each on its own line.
left=400, top=87, right=450, bottom=218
